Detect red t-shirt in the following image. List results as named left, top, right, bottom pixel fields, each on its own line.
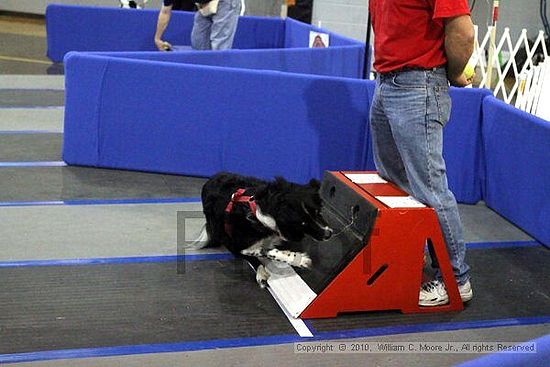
left=369, top=0, right=470, bottom=73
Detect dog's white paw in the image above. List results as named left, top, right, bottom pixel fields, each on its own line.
left=256, top=265, right=270, bottom=288
left=293, top=252, right=312, bottom=269
left=241, top=248, right=262, bottom=257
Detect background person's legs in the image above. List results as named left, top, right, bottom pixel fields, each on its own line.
left=210, top=0, right=241, bottom=50
left=191, top=10, right=212, bottom=50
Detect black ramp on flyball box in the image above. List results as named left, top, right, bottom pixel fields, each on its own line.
left=293, top=171, right=378, bottom=294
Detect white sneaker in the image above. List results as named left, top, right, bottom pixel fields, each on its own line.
left=419, top=280, right=473, bottom=306
left=459, top=280, right=473, bottom=302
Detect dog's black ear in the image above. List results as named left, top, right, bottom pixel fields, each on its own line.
left=308, top=179, right=321, bottom=190
left=273, top=176, right=289, bottom=190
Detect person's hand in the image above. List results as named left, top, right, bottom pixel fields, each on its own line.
left=449, top=72, right=474, bottom=87
left=155, top=39, right=172, bottom=51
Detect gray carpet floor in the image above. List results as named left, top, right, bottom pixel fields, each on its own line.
left=0, top=16, right=547, bottom=367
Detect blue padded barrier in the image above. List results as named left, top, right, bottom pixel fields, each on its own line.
left=46, top=5, right=364, bottom=73
left=62, top=52, right=371, bottom=183
left=232, top=16, right=285, bottom=50
left=364, top=81, right=489, bottom=204
left=63, top=49, right=488, bottom=200
left=46, top=5, right=286, bottom=63
left=63, top=55, right=109, bottom=166
left=364, top=80, right=377, bottom=171
left=444, top=87, right=493, bottom=204
left=283, top=17, right=362, bottom=48
left=482, top=97, right=550, bottom=246
left=281, top=18, right=366, bottom=77
left=92, top=46, right=364, bottom=78
left=47, top=5, right=192, bottom=62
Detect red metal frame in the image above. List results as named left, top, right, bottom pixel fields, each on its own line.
left=300, top=171, right=463, bottom=319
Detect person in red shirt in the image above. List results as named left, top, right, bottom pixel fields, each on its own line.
left=369, top=0, right=475, bottom=306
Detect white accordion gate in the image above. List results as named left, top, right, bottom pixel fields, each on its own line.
left=472, top=25, right=549, bottom=120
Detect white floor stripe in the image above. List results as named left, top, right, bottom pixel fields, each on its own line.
left=0, top=106, right=64, bottom=110
left=0, top=161, right=66, bottom=167
left=266, top=286, right=314, bottom=338
left=248, top=262, right=314, bottom=338
left=0, top=202, right=206, bottom=261
left=0, top=75, right=64, bottom=90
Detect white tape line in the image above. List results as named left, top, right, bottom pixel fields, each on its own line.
left=248, top=262, right=314, bottom=338
left=266, top=285, right=314, bottom=338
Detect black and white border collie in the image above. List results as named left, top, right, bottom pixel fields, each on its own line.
left=201, top=172, right=333, bottom=286
left=119, top=0, right=148, bottom=9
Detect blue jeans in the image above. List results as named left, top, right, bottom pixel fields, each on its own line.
left=191, top=0, right=241, bottom=50
left=369, top=68, right=470, bottom=285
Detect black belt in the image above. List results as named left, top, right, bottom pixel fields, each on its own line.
left=381, top=65, right=445, bottom=76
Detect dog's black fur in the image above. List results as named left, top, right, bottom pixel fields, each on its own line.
left=201, top=172, right=332, bottom=269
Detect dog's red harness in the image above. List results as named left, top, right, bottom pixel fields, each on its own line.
left=224, top=188, right=257, bottom=237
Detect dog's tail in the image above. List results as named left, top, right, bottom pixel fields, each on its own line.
left=182, top=222, right=211, bottom=249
